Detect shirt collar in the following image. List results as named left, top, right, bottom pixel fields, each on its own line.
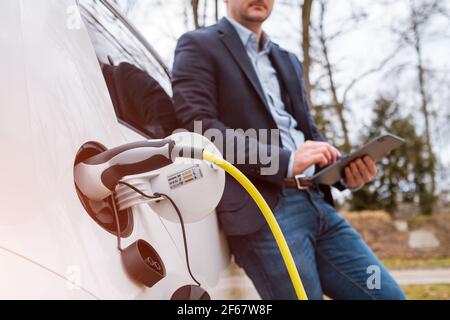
left=225, top=16, right=271, bottom=53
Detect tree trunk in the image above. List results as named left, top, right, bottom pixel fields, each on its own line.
left=215, top=0, right=219, bottom=22
left=318, top=1, right=351, bottom=152
left=301, top=0, right=314, bottom=110
left=191, top=0, right=200, bottom=29
left=411, top=3, right=436, bottom=195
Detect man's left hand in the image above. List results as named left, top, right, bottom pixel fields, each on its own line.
left=344, top=156, right=377, bottom=189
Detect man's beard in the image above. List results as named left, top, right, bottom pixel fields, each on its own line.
left=243, top=1, right=270, bottom=23
left=242, top=12, right=268, bottom=23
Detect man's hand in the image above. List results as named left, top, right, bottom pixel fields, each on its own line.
left=344, top=156, right=377, bottom=189
left=292, top=141, right=341, bottom=176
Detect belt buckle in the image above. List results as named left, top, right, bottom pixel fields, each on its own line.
left=294, top=174, right=311, bottom=190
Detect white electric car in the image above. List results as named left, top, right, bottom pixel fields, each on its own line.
left=0, top=0, right=232, bottom=299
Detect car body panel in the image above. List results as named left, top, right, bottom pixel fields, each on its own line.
left=0, top=0, right=229, bottom=299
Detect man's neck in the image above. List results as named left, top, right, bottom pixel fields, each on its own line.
left=227, top=15, right=263, bottom=39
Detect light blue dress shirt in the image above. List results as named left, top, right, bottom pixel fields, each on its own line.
left=226, top=17, right=315, bottom=178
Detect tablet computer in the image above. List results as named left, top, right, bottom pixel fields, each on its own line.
left=311, top=133, right=405, bottom=186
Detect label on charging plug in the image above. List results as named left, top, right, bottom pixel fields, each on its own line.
left=168, top=165, right=203, bottom=190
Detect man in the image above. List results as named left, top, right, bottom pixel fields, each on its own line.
left=172, top=0, right=405, bottom=300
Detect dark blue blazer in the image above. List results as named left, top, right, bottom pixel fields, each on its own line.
left=172, top=18, right=344, bottom=235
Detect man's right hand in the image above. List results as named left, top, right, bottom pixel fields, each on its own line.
left=291, top=141, right=341, bottom=176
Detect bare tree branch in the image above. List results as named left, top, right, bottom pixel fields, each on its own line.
left=342, top=45, right=403, bottom=105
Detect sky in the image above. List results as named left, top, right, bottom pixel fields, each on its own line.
left=116, top=0, right=450, bottom=190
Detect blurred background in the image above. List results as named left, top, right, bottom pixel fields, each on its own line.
left=110, top=0, right=450, bottom=299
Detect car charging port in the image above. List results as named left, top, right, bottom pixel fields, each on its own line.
left=73, top=141, right=133, bottom=238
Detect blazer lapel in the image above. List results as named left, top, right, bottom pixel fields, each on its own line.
left=217, top=18, right=270, bottom=112
left=269, top=45, right=313, bottom=139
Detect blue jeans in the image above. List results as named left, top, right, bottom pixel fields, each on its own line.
left=227, top=189, right=406, bottom=300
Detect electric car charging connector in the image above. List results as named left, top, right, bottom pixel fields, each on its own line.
left=74, top=135, right=308, bottom=300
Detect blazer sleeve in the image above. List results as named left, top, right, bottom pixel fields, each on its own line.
left=172, top=32, right=291, bottom=186
left=288, top=53, right=328, bottom=142
left=290, top=53, right=347, bottom=191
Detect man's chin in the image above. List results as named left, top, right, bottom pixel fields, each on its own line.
left=244, top=13, right=269, bottom=23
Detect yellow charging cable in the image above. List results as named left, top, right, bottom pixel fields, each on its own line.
left=202, top=150, right=308, bottom=300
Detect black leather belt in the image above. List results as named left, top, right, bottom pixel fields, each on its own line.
left=284, top=174, right=319, bottom=191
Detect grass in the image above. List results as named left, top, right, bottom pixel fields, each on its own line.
left=402, top=284, right=450, bottom=300
left=382, top=258, right=450, bottom=269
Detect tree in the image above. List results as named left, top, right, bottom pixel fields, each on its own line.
left=309, top=0, right=399, bottom=153
left=190, top=0, right=218, bottom=29
left=301, top=0, right=314, bottom=109
left=191, top=0, right=201, bottom=29
left=315, top=0, right=351, bottom=152
left=215, top=0, right=219, bottom=22
left=390, top=0, right=448, bottom=198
